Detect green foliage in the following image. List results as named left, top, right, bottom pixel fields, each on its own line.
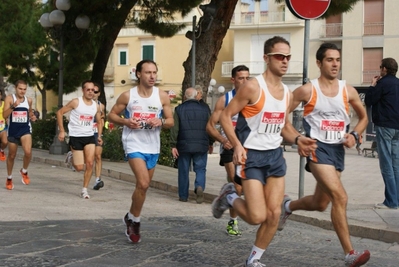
left=102, top=127, right=125, bottom=161
left=31, top=111, right=68, bottom=150
left=158, top=128, right=174, bottom=167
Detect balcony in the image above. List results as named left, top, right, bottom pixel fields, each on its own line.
left=222, top=61, right=303, bottom=77
left=363, top=22, right=384, bottom=36
left=320, top=23, right=343, bottom=39
left=231, top=11, right=300, bottom=25
left=362, top=70, right=380, bottom=85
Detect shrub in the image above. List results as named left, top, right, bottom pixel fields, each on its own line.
left=102, top=126, right=125, bottom=161
left=158, top=128, right=174, bottom=167
left=31, top=112, right=68, bottom=150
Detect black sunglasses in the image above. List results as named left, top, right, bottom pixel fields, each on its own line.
left=94, top=91, right=100, bottom=94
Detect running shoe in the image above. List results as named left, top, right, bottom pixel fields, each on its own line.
left=212, top=183, right=236, bottom=219
left=226, top=219, right=242, bottom=236
left=6, top=179, right=14, bottom=190
left=93, top=180, right=104, bottom=190
left=123, top=213, right=132, bottom=236
left=344, top=249, right=370, bottom=267
left=196, top=186, right=204, bottom=204
left=0, top=150, right=6, bottom=161
left=20, top=169, right=30, bottom=185
left=128, top=221, right=141, bottom=243
left=244, top=259, right=266, bottom=267
left=81, top=189, right=90, bottom=199
left=277, top=194, right=292, bottom=231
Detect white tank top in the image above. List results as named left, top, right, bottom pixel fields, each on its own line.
left=122, top=86, right=163, bottom=154
left=303, top=79, right=351, bottom=144
left=68, top=97, right=97, bottom=137
left=236, top=75, right=289, bottom=150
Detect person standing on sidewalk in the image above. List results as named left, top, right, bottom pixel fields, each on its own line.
left=0, top=88, right=8, bottom=162
left=212, top=36, right=317, bottom=267
left=365, top=57, right=399, bottom=210
left=170, top=87, right=212, bottom=204
left=4, top=80, right=36, bottom=190
left=57, top=80, right=103, bottom=199
left=206, top=65, right=250, bottom=236
left=108, top=59, right=173, bottom=243
left=92, top=82, right=105, bottom=190
left=278, top=43, right=370, bottom=267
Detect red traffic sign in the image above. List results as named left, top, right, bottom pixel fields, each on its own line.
left=168, top=90, right=177, bottom=99
left=286, top=0, right=331, bottom=20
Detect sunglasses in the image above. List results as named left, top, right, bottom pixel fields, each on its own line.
left=94, top=91, right=100, bottom=94
left=267, top=53, right=291, bottom=61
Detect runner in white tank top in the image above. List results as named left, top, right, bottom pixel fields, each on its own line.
left=280, top=43, right=370, bottom=266
left=57, top=80, right=103, bottom=199
left=108, top=60, right=174, bottom=244
left=212, top=37, right=317, bottom=267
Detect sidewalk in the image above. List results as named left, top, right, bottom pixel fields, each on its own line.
left=19, top=143, right=399, bottom=244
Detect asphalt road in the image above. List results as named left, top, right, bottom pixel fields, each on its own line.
left=0, top=160, right=398, bottom=267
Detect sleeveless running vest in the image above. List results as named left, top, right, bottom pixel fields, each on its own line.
left=235, top=75, right=290, bottom=150
left=122, top=87, right=163, bottom=154
left=8, top=95, right=31, bottom=138
left=93, top=100, right=102, bottom=134
left=0, top=101, right=6, bottom=131
left=303, top=79, right=350, bottom=144
left=68, top=97, right=97, bottom=137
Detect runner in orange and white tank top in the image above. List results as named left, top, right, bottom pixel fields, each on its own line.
left=303, top=79, right=351, bottom=144
left=212, top=37, right=317, bottom=267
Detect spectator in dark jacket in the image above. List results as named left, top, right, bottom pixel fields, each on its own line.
left=365, top=57, right=399, bottom=209
left=170, top=87, right=212, bottom=204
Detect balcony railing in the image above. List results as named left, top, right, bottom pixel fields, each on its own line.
left=363, top=22, right=384, bottom=36
left=320, top=23, right=343, bottom=38
left=362, top=70, right=380, bottom=84
left=222, top=61, right=303, bottom=77
left=231, top=11, right=292, bottom=25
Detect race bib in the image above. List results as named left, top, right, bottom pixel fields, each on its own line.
left=79, top=115, right=93, bottom=127
left=93, top=122, right=98, bottom=133
left=258, top=111, right=285, bottom=134
left=0, top=120, right=4, bottom=130
left=132, top=112, right=156, bottom=130
left=320, top=120, right=345, bottom=141
left=11, top=111, right=28, bottom=123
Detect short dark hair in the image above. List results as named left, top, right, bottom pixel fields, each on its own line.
left=14, top=80, right=27, bottom=88
left=381, top=57, right=398, bottom=76
left=231, top=65, right=249, bottom=78
left=316, top=43, right=340, bottom=62
left=81, top=80, right=94, bottom=89
left=263, top=36, right=290, bottom=55
left=93, top=81, right=102, bottom=91
left=136, top=59, right=158, bottom=84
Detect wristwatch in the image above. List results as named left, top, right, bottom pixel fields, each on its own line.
left=350, top=131, right=359, bottom=143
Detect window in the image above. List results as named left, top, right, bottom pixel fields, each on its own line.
left=364, top=0, right=384, bottom=35
left=118, top=48, right=128, bottom=65
left=362, top=48, right=382, bottom=83
left=142, top=45, right=154, bottom=60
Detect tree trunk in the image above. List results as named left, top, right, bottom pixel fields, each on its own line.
left=182, top=0, right=238, bottom=99
left=91, top=0, right=139, bottom=111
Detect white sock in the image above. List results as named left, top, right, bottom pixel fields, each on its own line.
left=230, top=217, right=238, bottom=221
left=285, top=200, right=292, bottom=213
left=128, top=212, right=140, bottom=223
left=7, top=175, right=12, bottom=179
left=226, top=192, right=239, bottom=207
left=247, top=245, right=265, bottom=264
left=82, top=187, right=88, bottom=192
left=22, top=168, right=28, bottom=174
left=96, top=177, right=101, bottom=182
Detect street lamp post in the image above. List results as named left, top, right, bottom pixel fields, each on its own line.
left=207, top=79, right=225, bottom=111
left=39, top=0, right=90, bottom=155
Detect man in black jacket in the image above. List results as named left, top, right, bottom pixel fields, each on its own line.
left=170, top=87, right=212, bottom=204
left=365, top=57, right=399, bottom=209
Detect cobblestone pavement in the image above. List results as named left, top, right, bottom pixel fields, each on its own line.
left=1, top=160, right=398, bottom=267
